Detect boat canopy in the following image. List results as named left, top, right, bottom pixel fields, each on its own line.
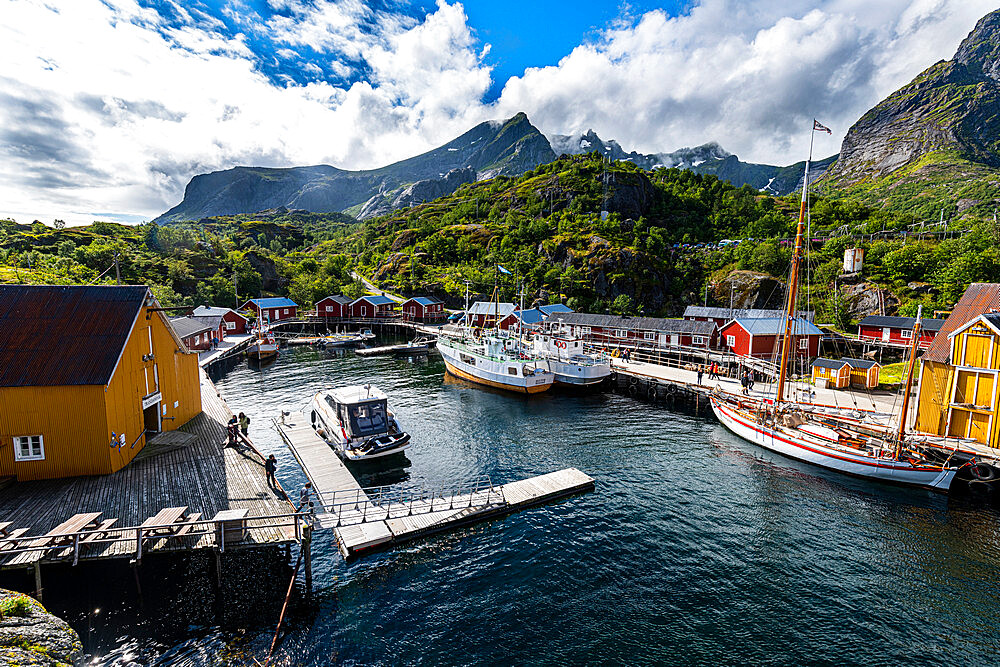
left=323, top=385, right=390, bottom=438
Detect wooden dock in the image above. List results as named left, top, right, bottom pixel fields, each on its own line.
left=274, top=414, right=594, bottom=559
left=0, top=371, right=296, bottom=574
left=355, top=341, right=432, bottom=357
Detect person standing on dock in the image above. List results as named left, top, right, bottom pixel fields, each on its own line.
left=226, top=416, right=239, bottom=447
left=298, top=482, right=313, bottom=511
left=238, top=412, right=250, bottom=437
left=265, top=454, right=277, bottom=487
left=709, top=362, right=720, bottom=380
left=740, top=372, right=750, bottom=396
left=696, top=365, right=703, bottom=386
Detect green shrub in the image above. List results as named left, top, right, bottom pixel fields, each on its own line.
left=0, top=595, right=33, bottom=618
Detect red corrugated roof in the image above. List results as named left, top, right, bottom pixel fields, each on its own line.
left=922, top=283, right=1000, bottom=363
left=0, top=285, right=148, bottom=387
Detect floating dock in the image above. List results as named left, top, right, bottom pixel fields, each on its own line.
left=274, top=412, right=594, bottom=559
left=354, top=340, right=433, bottom=357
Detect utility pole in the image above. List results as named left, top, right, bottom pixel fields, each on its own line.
left=113, top=252, right=121, bottom=285
left=233, top=269, right=239, bottom=308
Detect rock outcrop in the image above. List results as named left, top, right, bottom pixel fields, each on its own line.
left=357, top=168, right=476, bottom=219
left=0, top=590, right=82, bottom=666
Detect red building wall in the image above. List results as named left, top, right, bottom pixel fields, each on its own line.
left=859, top=325, right=937, bottom=349
left=222, top=311, right=247, bottom=335
left=317, top=298, right=349, bottom=318
left=182, top=331, right=212, bottom=351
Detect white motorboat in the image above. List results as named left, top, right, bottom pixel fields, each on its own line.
left=437, top=335, right=555, bottom=394
left=527, top=333, right=611, bottom=387
left=309, top=385, right=410, bottom=461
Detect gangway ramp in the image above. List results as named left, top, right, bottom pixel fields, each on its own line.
left=274, top=412, right=594, bottom=559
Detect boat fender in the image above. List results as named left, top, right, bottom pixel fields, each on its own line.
left=627, top=385, right=638, bottom=397
left=971, top=463, right=997, bottom=482
left=648, top=386, right=657, bottom=400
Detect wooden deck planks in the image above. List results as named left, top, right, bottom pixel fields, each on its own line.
left=0, top=371, right=296, bottom=569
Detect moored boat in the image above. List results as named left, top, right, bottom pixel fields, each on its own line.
left=247, top=330, right=279, bottom=360
left=309, top=385, right=410, bottom=461
left=527, top=333, right=610, bottom=387
left=437, top=335, right=555, bottom=394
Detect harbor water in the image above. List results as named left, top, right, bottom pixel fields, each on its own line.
left=43, top=346, right=1000, bottom=664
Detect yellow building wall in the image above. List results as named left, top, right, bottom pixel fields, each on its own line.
left=915, top=361, right=953, bottom=436
left=104, top=307, right=202, bottom=472
left=0, top=303, right=202, bottom=481
left=0, top=385, right=111, bottom=480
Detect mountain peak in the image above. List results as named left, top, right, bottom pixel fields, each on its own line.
left=954, top=8, right=1000, bottom=83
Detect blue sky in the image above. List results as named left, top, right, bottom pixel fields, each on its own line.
left=0, top=0, right=995, bottom=223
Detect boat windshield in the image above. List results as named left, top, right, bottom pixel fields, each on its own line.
left=343, top=400, right=388, bottom=437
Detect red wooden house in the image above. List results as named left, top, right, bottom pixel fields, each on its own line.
left=719, top=317, right=822, bottom=359
left=498, top=308, right=547, bottom=331
left=240, top=297, right=298, bottom=323
left=858, top=315, right=946, bottom=349
left=170, top=316, right=220, bottom=351
left=192, top=306, right=248, bottom=335
left=464, top=302, right=516, bottom=328
left=350, top=295, right=396, bottom=318
left=401, top=297, right=446, bottom=323
left=316, top=295, right=353, bottom=318
left=546, top=312, right=718, bottom=349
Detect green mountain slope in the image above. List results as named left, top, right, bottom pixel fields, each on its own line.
left=821, top=9, right=1000, bottom=217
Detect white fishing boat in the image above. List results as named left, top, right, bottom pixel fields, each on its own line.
left=438, top=335, right=555, bottom=394
left=711, top=119, right=961, bottom=492
left=309, top=385, right=410, bottom=461
left=247, top=330, right=279, bottom=360
left=528, top=333, right=610, bottom=387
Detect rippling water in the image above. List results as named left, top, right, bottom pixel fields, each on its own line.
left=40, top=345, right=1000, bottom=665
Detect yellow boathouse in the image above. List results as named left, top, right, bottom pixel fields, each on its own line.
left=0, top=285, right=202, bottom=481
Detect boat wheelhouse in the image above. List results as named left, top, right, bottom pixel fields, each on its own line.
left=437, top=335, right=555, bottom=394
left=528, top=333, right=610, bottom=387
left=309, top=385, right=410, bottom=461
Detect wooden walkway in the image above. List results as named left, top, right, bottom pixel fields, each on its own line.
left=0, top=371, right=296, bottom=569
left=275, top=414, right=594, bottom=559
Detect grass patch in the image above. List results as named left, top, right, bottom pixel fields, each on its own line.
left=879, top=362, right=907, bottom=385
left=0, top=595, right=32, bottom=619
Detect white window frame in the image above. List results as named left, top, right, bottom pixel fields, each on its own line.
left=726, top=335, right=736, bottom=347
left=225, top=321, right=236, bottom=330
left=283, top=308, right=290, bottom=315
left=692, top=336, right=707, bottom=346
left=580, top=327, right=591, bottom=335
left=14, top=435, right=44, bottom=462
left=798, top=338, right=808, bottom=350
left=615, top=329, right=628, bottom=338
left=900, top=329, right=912, bottom=339
left=643, top=332, right=655, bottom=341
left=325, top=305, right=333, bottom=312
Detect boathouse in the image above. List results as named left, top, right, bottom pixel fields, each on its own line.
left=170, top=315, right=221, bottom=351
left=914, top=283, right=1000, bottom=442
left=858, top=315, right=946, bottom=349
left=683, top=306, right=814, bottom=329
left=465, top=301, right=516, bottom=328
left=401, top=296, right=445, bottom=323
left=316, top=295, right=353, bottom=318
left=350, top=294, right=396, bottom=318
left=240, top=297, right=298, bottom=323
left=844, top=358, right=880, bottom=389
left=192, top=305, right=248, bottom=334
left=812, top=359, right=851, bottom=388
left=0, top=285, right=202, bottom=481
left=547, top=312, right=717, bottom=349
left=719, top=317, right=822, bottom=359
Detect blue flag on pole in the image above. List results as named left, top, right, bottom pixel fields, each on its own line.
left=497, top=264, right=512, bottom=275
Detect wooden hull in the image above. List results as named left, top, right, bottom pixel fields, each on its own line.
left=711, top=396, right=957, bottom=492
left=437, top=338, right=554, bottom=395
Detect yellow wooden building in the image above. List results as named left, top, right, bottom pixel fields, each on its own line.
left=914, top=283, right=1000, bottom=446
left=811, top=358, right=851, bottom=388
left=844, top=358, right=881, bottom=389
left=0, top=285, right=202, bottom=481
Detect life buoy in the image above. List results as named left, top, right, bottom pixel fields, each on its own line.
left=555, top=340, right=567, bottom=349
left=971, top=463, right=997, bottom=481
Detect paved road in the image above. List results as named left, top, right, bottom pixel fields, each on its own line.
left=351, top=271, right=404, bottom=303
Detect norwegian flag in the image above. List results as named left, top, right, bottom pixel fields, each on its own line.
left=813, top=119, right=832, bottom=134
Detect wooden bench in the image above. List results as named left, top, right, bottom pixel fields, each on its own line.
left=80, top=518, right=119, bottom=544
left=212, top=509, right=249, bottom=546
left=0, top=528, right=29, bottom=551
left=141, top=507, right=189, bottom=537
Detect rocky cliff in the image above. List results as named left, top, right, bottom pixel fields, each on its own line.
left=821, top=9, right=1000, bottom=216
left=156, top=113, right=555, bottom=223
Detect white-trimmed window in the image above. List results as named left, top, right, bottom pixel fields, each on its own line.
left=726, top=335, right=736, bottom=347
left=644, top=332, right=655, bottom=341
left=693, top=336, right=707, bottom=346
left=225, top=321, right=235, bottom=330
left=580, top=327, right=591, bottom=335
left=615, top=329, right=628, bottom=338
left=283, top=308, right=290, bottom=315
left=901, top=329, right=912, bottom=339
left=798, top=338, right=808, bottom=350
left=14, top=435, right=44, bottom=462
left=325, top=305, right=333, bottom=312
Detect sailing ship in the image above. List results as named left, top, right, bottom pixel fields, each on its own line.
left=710, top=120, right=962, bottom=492
left=246, top=329, right=279, bottom=361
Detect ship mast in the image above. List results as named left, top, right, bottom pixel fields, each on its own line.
left=775, top=124, right=816, bottom=404
left=895, top=305, right=923, bottom=456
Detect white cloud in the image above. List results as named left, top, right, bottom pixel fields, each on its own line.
left=0, top=0, right=995, bottom=224
left=494, top=0, right=997, bottom=164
